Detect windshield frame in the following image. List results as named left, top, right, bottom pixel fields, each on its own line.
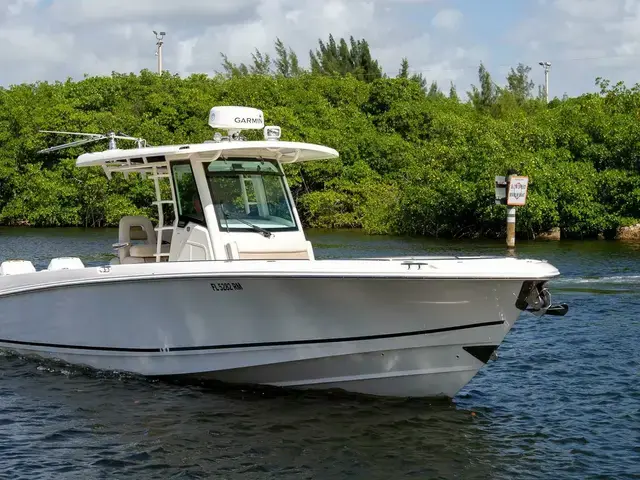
left=171, top=160, right=206, bottom=227
left=203, top=158, right=299, bottom=234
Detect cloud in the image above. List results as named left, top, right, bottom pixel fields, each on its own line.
left=553, top=0, right=620, bottom=19
left=48, top=0, right=259, bottom=24
left=0, top=0, right=637, bottom=102
left=15, top=0, right=639, bottom=100
left=0, top=0, right=482, bottom=93
left=509, top=0, right=640, bottom=96
left=6, top=0, right=38, bottom=17
left=431, top=9, right=463, bottom=30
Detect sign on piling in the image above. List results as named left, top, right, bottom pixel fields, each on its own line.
left=495, top=174, right=529, bottom=249
left=507, top=176, right=529, bottom=206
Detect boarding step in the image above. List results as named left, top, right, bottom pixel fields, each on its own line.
left=152, top=200, right=176, bottom=205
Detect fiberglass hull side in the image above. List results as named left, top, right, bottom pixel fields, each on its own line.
left=179, top=320, right=512, bottom=397
left=0, top=270, right=528, bottom=397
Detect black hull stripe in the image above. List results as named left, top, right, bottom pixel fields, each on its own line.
left=0, top=320, right=505, bottom=353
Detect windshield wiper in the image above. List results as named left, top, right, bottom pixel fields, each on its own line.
left=222, top=209, right=273, bottom=238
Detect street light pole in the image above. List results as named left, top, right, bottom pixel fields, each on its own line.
left=538, top=61, right=551, bottom=103
left=153, top=30, right=166, bottom=74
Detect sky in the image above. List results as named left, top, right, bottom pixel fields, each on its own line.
left=0, top=0, right=638, bottom=100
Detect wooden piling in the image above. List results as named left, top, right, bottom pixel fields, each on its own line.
left=506, top=206, right=516, bottom=248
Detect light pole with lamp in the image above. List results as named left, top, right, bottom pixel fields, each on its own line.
left=538, top=61, right=551, bottom=103
left=154, top=30, right=166, bottom=74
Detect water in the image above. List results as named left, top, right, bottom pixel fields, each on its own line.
left=0, top=227, right=638, bottom=479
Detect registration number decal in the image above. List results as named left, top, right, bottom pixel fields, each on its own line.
left=211, top=282, right=243, bottom=292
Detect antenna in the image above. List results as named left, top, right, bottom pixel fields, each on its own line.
left=37, top=130, right=149, bottom=154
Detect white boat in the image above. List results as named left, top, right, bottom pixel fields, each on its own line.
left=0, top=106, right=568, bottom=398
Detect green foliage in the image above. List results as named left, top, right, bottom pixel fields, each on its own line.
left=506, top=64, right=535, bottom=105
left=449, top=82, right=459, bottom=102
left=396, top=57, right=427, bottom=90
left=309, top=35, right=382, bottom=82
left=274, top=38, right=301, bottom=78
left=468, top=63, right=498, bottom=112
left=0, top=35, right=638, bottom=238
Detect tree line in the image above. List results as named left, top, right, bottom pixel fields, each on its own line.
left=0, top=35, right=638, bottom=239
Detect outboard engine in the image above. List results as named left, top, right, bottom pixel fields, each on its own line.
left=516, top=280, right=568, bottom=317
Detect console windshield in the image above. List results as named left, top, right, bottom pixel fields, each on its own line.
left=204, top=159, right=297, bottom=233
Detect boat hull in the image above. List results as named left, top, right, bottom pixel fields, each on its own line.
left=0, top=270, right=528, bottom=397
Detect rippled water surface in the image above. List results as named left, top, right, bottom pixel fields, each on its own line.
left=0, top=228, right=638, bottom=479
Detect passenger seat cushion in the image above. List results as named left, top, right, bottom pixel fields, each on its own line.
left=121, top=256, right=145, bottom=264
left=237, top=250, right=309, bottom=260
left=129, top=243, right=171, bottom=257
